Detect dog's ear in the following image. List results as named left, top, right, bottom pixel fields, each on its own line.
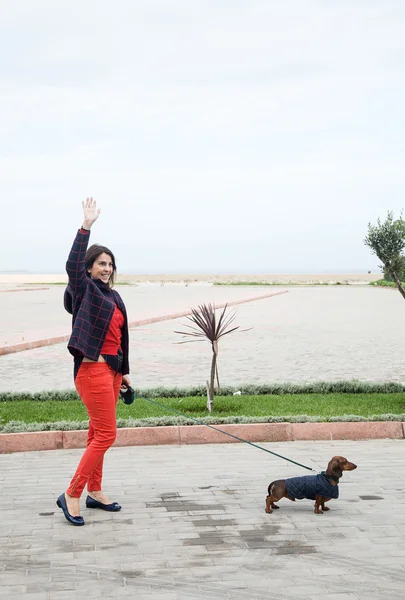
left=328, top=456, right=343, bottom=479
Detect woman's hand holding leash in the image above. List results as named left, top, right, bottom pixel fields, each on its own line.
left=121, top=374, right=131, bottom=389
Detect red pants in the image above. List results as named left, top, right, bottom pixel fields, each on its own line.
left=67, top=362, right=122, bottom=498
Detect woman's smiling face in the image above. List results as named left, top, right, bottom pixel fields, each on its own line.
left=88, top=252, right=114, bottom=283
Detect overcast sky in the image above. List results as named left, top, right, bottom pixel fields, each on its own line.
left=1, top=1, right=404, bottom=273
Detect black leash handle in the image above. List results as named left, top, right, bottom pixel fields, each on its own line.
left=136, top=395, right=317, bottom=472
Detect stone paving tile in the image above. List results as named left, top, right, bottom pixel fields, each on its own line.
left=2, top=286, right=405, bottom=392
left=1, top=439, right=405, bottom=599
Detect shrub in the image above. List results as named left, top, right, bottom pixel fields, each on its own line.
left=2, top=380, right=405, bottom=402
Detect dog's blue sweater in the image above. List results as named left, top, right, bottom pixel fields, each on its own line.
left=285, top=473, right=339, bottom=501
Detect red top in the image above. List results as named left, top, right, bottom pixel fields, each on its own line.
left=101, top=306, right=124, bottom=355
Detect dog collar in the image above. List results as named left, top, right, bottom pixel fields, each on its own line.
left=321, top=471, right=339, bottom=484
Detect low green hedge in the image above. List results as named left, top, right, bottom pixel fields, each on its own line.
left=1, top=380, right=405, bottom=403
left=2, top=413, right=405, bottom=434
left=369, top=279, right=404, bottom=288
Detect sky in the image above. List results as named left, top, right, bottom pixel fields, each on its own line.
left=1, top=0, right=405, bottom=274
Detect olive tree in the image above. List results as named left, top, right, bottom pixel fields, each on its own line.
left=364, top=210, right=405, bottom=299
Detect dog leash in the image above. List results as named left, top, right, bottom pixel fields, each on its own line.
left=135, top=394, right=318, bottom=473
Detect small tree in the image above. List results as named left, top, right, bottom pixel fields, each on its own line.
left=364, top=211, right=405, bottom=299
left=383, top=255, right=405, bottom=282
left=175, top=303, right=246, bottom=412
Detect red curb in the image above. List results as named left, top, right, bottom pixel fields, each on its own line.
left=62, top=430, right=88, bottom=449
left=1, top=420, right=403, bottom=453
left=114, top=426, right=181, bottom=447
left=61, top=426, right=181, bottom=449
left=127, top=289, right=288, bottom=328
left=178, top=423, right=292, bottom=445
left=0, top=287, right=50, bottom=293
left=0, top=431, right=63, bottom=453
left=0, top=290, right=288, bottom=356
left=291, top=421, right=404, bottom=440
left=0, top=335, right=70, bottom=356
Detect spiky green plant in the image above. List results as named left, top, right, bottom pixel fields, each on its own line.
left=175, top=303, right=244, bottom=411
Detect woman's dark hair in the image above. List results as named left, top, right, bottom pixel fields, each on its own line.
left=85, top=244, right=117, bottom=287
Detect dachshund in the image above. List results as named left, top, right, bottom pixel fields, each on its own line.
left=265, top=456, right=357, bottom=515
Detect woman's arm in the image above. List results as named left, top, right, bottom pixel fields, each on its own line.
left=65, top=198, right=100, bottom=294
left=120, top=301, right=131, bottom=385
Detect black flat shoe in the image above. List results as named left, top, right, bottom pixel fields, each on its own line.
left=86, top=495, right=121, bottom=512
left=56, top=493, right=85, bottom=526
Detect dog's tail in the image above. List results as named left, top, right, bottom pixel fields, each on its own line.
left=267, top=481, right=276, bottom=496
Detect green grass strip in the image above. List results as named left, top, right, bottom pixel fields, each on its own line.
left=1, top=393, right=404, bottom=434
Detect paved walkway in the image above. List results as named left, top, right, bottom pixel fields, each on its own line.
left=1, top=439, right=404, bottom=599
left=1, top=286, right=405, bottom=392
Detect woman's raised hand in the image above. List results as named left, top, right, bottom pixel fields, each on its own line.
left=81, top=197, right=100, bottom=230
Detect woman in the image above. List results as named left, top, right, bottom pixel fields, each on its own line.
left=57, top=197, right=131, bottom=526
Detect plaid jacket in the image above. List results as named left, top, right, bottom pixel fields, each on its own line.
left=64, top=229, right=130, bottom=376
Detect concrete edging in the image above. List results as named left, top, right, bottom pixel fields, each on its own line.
left=1, top=421, right=404, bottom=453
